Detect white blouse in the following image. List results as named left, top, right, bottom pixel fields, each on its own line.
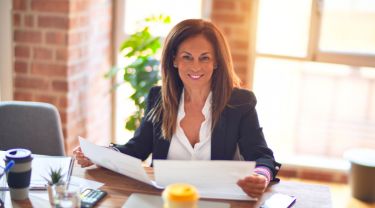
left=167, top=89, right=212, bottom=160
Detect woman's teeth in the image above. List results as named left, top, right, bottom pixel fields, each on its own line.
left=189, top=74, right=202, bottom=79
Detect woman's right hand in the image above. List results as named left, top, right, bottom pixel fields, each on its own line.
left=73, top=146, right=94, bottom=168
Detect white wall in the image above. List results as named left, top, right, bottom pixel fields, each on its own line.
left=0, top=0, right=13, bottom=101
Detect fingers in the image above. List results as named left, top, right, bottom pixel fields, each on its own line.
left=237, top=173, right=268, bottom=198
left=72, top=146, right=81, bottom=155
left=72, top=146, right=93, bottom=168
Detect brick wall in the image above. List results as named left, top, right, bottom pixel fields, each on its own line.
left=12, top=0, right=113, bottom=154
left=211, top=0, right=255, bottom=89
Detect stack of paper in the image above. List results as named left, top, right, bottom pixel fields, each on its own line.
left=79, top=138, right=256, bottom=201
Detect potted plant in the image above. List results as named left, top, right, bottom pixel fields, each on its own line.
left=43, top=167, right=66, bottom=204
left=106, top=15, right=170, bottom=131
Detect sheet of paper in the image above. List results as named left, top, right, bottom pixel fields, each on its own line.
left=30, top=156, right=73, bottom=189
left=0, top=151, right=73, bottom=190
left=70, top=176, right=104, bottom=190
left=79, top=137, right=153, bottom=186
left=153, top=160, right=256, bottom=201
left=28, top=177, right=105, bottom=202
left=122, top=193, right=231, bottom=208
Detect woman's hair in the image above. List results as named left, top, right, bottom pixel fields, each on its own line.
left=148, top=19, right=240, bottom=139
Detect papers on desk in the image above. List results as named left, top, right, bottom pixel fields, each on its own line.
left=122, top=193, right=231, bottom=208
left=154, top=160, right=255, bottom=200
left=0, top=151, right=74, bottom=190
left=30, top=155, right=74, bottom=189
left=79, top=138, right=256, bottom=201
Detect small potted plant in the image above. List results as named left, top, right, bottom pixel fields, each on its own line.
left=43, top=167, right=66, bottom=204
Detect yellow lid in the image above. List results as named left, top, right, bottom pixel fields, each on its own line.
left=163, top=183, right=199, bottom=202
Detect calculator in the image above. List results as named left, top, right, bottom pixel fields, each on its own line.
left=80, top=188, right=107, bottom=208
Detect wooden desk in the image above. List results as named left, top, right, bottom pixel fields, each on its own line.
left=75, top=166, right=333, bottom=208
left=2, top=164, right=332, bottom=208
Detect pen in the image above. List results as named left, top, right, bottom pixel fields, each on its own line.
left=4, top=160, right=15, bottom=173
left=0, top=160, right=15, bottom=178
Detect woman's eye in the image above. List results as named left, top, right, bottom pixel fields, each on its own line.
left=182, top=55, right=192, bottom=61
left=200, top=56, right=210, bottom=62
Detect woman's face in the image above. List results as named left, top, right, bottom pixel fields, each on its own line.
left=173, top=34, right=216, bottom=91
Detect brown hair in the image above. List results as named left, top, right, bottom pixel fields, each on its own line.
left=148, top=19, right=240, bottom=139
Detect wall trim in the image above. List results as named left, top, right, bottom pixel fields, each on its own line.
left=0, top=0, right=13, bottom=101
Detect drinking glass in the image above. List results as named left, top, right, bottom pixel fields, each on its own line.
left=53, top=184, right=81, bottom=208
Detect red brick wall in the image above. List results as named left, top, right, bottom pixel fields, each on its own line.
left=12, top=0, right=113, bottom=154
left=211, top=0, right=255, bottom=89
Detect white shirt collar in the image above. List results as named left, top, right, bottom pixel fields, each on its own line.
left=167, top=89, right=212, bottom=160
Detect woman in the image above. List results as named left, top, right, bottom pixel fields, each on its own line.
left=74, top=19, right=281, bottom=198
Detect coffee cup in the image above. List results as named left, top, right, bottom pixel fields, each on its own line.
left=5, top=148, right=33, bottom=200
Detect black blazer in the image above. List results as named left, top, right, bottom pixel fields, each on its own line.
left=114, top=86, right=281, bottom=180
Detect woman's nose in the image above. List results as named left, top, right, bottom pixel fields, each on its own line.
left=190, top=60, right=201, bottom=71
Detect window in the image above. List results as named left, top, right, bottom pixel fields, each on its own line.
left=252, top=0, right=375, bottom=160
left=113, top=0, right=207, bottom=143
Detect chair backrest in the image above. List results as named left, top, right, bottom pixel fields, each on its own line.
left=0, top=101, right=65, bottom=156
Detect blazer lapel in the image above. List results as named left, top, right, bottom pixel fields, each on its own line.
left=211, top=110, right=227, bottom=160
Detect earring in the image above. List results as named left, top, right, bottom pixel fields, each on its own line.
left=214, top=64, right=218, bottom=69
left=173, top=64, right=177, bottom=68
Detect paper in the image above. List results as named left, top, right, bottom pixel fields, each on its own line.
left=79, top=138, right=257, bottom=201
left=28, top=176, right=105, bottom=202
left=70, top=176, right=104, bottom=190
left=154, top=160, right=255, bottom=200
left=30, top=155, right=74, bottom=189
left=122, top=193, right=231, bottom=208
left=0, top=151, right=73, bottom=190
left=79, top=137, right=153, bottom=186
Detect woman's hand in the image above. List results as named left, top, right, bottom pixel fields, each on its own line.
left=237, top=173, right=268, bottom=198
left=72, top=146, right=94, bottom=168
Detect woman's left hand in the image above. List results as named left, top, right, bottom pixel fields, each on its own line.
left=237, top=173, right=268, bottom=198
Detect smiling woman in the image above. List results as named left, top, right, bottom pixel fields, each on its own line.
left=74, top=19, right=281, bottom=199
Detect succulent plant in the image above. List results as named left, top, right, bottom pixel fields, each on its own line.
left=43, top=167, right=65, bottom=185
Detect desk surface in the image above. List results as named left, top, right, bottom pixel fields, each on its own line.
left=2, top=164, right=332, bottom=208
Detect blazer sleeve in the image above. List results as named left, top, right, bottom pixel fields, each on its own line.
left=237, top=91, right=281, bottom=181
left=112, top=86, right=161, bottom=161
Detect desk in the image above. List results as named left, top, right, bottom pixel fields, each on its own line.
left=3, top=163, right=332, bottom=208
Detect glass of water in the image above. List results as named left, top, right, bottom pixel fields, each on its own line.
left=53, top=184, right=81, bottom=208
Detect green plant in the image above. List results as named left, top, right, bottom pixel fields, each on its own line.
left=43, top=167, right=65, bottom=185
left=106, top=15, right=170, bottom=131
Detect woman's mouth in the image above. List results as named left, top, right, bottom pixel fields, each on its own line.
left=188, top=74, right=203, bottom=80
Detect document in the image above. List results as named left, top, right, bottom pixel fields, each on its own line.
left=0, top=151, right=74, bottom=190
left=122, top=193, right=231, bottom=208
left=79, top=137, right=154, bottom=186
left=79, top=138, right=256, bottom=201
left=154, top=160, right=255, bottom=200
left=30, top=155, right=74, bottom=189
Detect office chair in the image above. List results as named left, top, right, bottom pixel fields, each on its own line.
left=0, top=101, right=65, bottom=156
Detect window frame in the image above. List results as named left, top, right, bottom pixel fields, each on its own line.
left=254, top=0, right=375, bottom=68
left=0, top=0, right=13, bottom=101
